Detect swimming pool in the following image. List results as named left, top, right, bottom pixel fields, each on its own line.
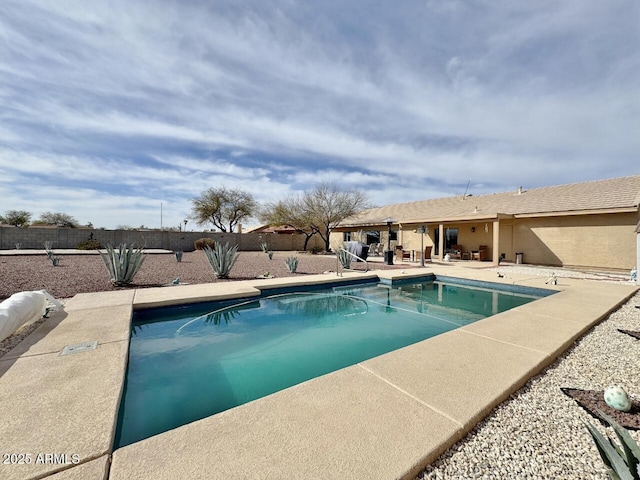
left=115, top=277, right=549, bottom=448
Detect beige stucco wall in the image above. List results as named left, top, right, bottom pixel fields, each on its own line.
left=512, top=212, right=638, bottom=270
left=332, top=210, right=639, bottom=270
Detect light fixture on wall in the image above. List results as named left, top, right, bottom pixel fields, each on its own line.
left=471, top=226, right=476, bottom=233
left=484, top=223, right=489, bottom=233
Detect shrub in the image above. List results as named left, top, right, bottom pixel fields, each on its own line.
left=76, top=239, right=102, bottom=250
left=202, top=242, right=239, bottom=279
left=194, top=238, right=216, bottom=250
left=285, top=256, right=299, bottom=273
left=309, top=246, right=323, bottom=255
left=100, top=243, right=146, bottom=286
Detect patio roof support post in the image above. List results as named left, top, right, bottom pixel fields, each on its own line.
left=438, top=223, right=444, bottom=261
left=492, top=220, right=500, bottom=264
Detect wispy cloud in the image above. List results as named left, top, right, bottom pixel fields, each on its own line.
left=1, top=0, right=638, bottom=228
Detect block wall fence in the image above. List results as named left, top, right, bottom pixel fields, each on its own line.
left=0, top=226, right=323, bottom=252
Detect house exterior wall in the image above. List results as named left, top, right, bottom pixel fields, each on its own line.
left=0, top=227, right=323, bottom=252
left=331, top=210, right=638, bottom=270
left=513, top=212, right=638, bottom=270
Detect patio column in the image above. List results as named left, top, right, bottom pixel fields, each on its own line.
left=492, top=220, right=500, bottom=264
left=438, top=223, right=444, bottom=260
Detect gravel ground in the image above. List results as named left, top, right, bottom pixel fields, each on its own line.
left=419, top=265, right=640, bottom=480
left=1, top=258, right=638, bottom=478
left=0, top=250, right=397, bottom=301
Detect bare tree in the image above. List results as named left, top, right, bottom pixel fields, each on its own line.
left=191, top=187, right=257, bottom=232
left=262, top=184, right=370, bottom=252
left=303, top=184, right=370, bottom=251
left=260, top=197, right=320, bottom=251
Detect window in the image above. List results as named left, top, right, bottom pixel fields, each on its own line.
left=389, top=230, right=398, bottom=241
left=445, top=228, right=458, bottom=251
left=365, top=231, right=380, bottom=245
left=343, top=232, right=352, bottom=242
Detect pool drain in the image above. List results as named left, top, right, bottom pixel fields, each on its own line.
left=60, top=341, right=98, bottom=356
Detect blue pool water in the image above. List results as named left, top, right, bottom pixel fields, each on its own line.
left=115, top=278, right=547, bottom=447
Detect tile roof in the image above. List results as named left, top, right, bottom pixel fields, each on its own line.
left=344, top=175, right=640, bottom=226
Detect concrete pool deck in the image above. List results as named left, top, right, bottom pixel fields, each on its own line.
left=0, top=264, right=637, bottom=480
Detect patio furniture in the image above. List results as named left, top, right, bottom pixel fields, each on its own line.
left=472, top=245, right=488, bottom=261
left=395, top=245, right=411, bottom=262
left=449, top=244, right=464, bottom=260
left=421, top=246, right=432, bottom=263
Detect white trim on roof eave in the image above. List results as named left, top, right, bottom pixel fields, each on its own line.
left=513, top=206, right=639, bottom=219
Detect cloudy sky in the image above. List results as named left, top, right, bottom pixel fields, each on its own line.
left=1, top=1, right=638, bottom=230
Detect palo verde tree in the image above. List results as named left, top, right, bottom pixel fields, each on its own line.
left=260, top=197, right=320, bottom=251
left=190, top=186, right=257, bottom=232
left=34, top=212, right=80, bottom=228
left=1, top=210, right=32, bottom=227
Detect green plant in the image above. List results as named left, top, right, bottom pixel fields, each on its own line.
left=175, top=250, right=183, bottom=262
left=336, top=247, right=352, bottom=269
left=260, top=242, right=269, bottom=253
left=15, top=243, right=21, bottom=250
left=76, top=239, right=102, bottom=250
left=309, top=246, right=323, bottom=255
left=100, top=243, right=146, bottom=286
left=202, top=242, right=239, bottom=279
left=585, top=409, right=640, bottom=480
left=43, top=242, right=59, bottom=265
left=194, top=237, right=216, bottom=250
left=285, top=256, right=299, bottom=273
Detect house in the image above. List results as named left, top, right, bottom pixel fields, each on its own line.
left=244, top=225, right=299, bottom=235
left=332, top=175, right=640, bottom=271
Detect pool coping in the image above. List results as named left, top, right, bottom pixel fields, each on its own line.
left=0, top=266, right=637, bottom=480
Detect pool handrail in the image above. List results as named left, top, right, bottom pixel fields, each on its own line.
left=336, top=248, right=369, bottom=276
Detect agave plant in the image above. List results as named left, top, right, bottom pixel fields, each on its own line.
left=285, top=256, right=299, bottom=273
left=203, top=242, right=239, bottom=279
left=336, top=247, right=352, bottom=269
left=100, top=243, right=146, bottom=286
left=259, top=242, right=269, bottom=253
left=585, top=409, right=640, bottom=480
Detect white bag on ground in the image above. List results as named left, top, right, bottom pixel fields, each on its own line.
left=0, top=290, right=63, bottom=343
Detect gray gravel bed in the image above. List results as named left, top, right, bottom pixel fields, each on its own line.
left=0, top=251, right=391, bottom=301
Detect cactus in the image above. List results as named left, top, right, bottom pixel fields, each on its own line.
left=336, top=248, right=352, bottom=269
left=100, top=243, right=146, bottom=286
left=260, top=242, right=269, bottom=253
left=585, top=409, right=640, bottom=480
left=174, top=250, right=183, bottom=262
left=44, top=241, right=58, bottom=264
left=203, top=242, right=239, bottom=279
left=285, top=256, right=299, bottom=273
